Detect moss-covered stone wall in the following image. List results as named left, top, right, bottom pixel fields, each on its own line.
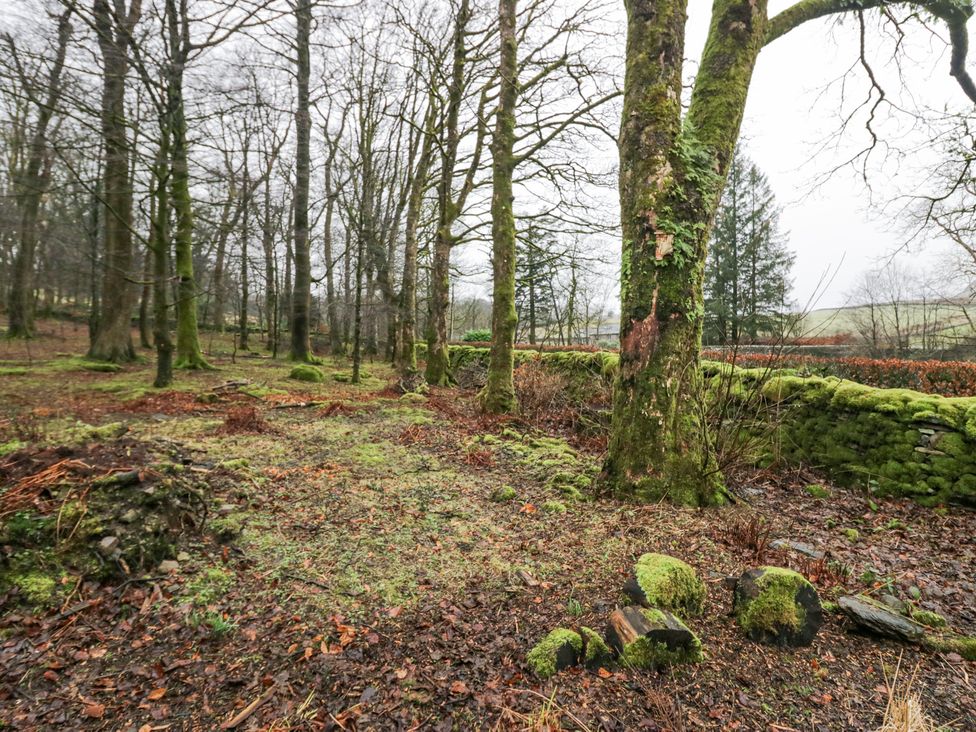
left=743, top=370, right=976, bottom=506
left=424, top=345, right=976, bottom=505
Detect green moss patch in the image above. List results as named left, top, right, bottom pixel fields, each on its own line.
left=733, top=567, right=823, bottom=647
left=580, top=626, right=612, bottom=669
left=526, top=628, right=582, bottom=678
left=626, top=553, right=706, bottom=615
left=289, top=364, right=324, bottom=383
left=490, top=485, right=517, bottom=502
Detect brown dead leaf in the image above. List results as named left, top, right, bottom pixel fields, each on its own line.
left=147, top=688, right=167, bottom=701
left=83, top=703, right=106, bottom=718
left=449, top=680, right=469, bottom=695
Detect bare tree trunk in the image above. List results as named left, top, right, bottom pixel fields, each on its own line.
left=396, top=114, right=435, bottom=379
left=88, top=0, right=139, bottom=363
left=6, top=10, right=71, bottom=338
left=603, top=0, right=765, bottom=505
left=151, top=135, right=174, bottom=388
left=289, top=0, right=314, bottom=362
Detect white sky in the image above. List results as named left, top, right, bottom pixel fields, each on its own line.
left=696, top=2, right=974, bottom=308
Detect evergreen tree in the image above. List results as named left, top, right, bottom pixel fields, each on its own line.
left=514, top=226, right=560, bottom=344
left=704, top=149, right=794, bottom=345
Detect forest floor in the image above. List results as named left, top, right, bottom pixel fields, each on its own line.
left=1, top=320, right=975, bottom=731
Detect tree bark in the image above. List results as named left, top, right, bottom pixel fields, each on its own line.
left=396, top=111, right=435, bottom=379
left=425, top=0, right=472, bottom=386
left=479, top=0, right=519, bottom=413
left=289, top=0, right=314, bottom=362
left=88, top=0, right=139, bottom=363
left=604, top=0, right=768, bottom=505
left=150, top=135, right=174, bottom=388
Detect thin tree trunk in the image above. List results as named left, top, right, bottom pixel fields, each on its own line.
left=167, top=0, right=209, bottom=369
left=6, top=10, right=71, bottom=338
left=262, top=183, right=275, bottom=350
left=396, top=117, right=434, bottom=378
left=151, top=134, right=174, bottom=388
left=351, top=234, right=365, bottom=383
left=239, top=188, right=250, bottom=350
left=425, top=0, right=472, bottom=386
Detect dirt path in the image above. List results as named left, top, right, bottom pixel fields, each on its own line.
left=1, top=334, right=974, bottom=730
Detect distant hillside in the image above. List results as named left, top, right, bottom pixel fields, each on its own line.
left=798, top=301, right=976, bottom=348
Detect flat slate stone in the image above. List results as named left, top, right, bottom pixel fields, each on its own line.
left=770, top=539, right=824, bottom=560
left=838, top=595, right=925, bottom=642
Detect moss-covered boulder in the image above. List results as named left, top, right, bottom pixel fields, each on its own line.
left=580, top=626, right=613, bottom=669
left=605, top=606, right=703, bottom=668
left=733, top=567, right=823, bottom=646
left=289, top=364, right=324, bottom=383
left=526, top=628, right=582, bottom=678
left=624, top=553, right=706, bottom=615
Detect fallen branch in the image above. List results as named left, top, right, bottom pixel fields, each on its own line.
left=282, top=572, right=331, bottom=591
left=219, top=684, right=277, bottom=729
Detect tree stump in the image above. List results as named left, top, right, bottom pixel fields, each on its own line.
left=526, top=628, right=581, bottom=678
left=605, top=606, right=703, bottom=668
left=580, top=626, right=613, bottom=669
left=733, top=567, right=822, bottom=647
left=623, top=553, right=706, bottom=615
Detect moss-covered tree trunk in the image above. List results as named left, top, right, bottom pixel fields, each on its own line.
left=88, top=0, right=139, bottom=363
left=603, top=0, right=766, bottom=505
left=165, top=1, right=209, bottom=371
left=479, top=0, right=519, bottom=413
left=290, top=0, right=314, bottom=363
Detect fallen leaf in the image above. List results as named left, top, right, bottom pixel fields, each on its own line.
left=147, top=688, right=167, bottom=701
left=83, top=703, right=106, bottom=718
left=449, top=680, right=469, bottom=695
left=597, top=667, right=612, bottom=679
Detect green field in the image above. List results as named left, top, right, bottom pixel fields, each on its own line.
left=798, top=301, right=976, bottom=347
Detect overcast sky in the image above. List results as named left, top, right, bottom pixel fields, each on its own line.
left=699, top=1, right=973, bottom=309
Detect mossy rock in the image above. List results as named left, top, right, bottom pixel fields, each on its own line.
left=490, top=485, right=517, bottom=503
left=398, top=392, right=427, bottom=404
left=526, top=628, right=582, bottom=678
left=624, top=553, right=706, bottom=615
left=289, top=364, right=324, bottom=383
left=733, top=567, right=823, bottom=647
left=605, top=606, right=703, bottom=668
left=580, top=626, right=613, bottom=669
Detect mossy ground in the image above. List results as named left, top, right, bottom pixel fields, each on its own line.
left=0, top=322, right=974, bottom=729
